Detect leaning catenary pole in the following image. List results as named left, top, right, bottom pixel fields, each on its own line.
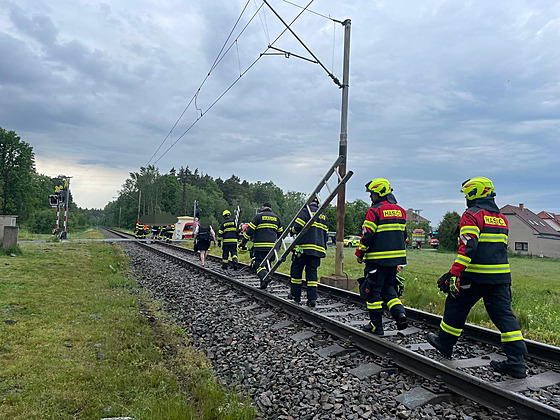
left=335, top=19, right=351, bottom=276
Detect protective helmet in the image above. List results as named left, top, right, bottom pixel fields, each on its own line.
left=460, top=177, right=495, bottom=199
left=222, top=209, right=231, bottom=217
left=307, top=193, right=321, bottom=204
left=365, top=178, right=391, bottom=196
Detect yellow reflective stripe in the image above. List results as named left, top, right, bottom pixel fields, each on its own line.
left=224, top=227, right=237, bottom=232
left=307, top=281, right=318, bottom=287
left=479, top=233, right=508, bottom=243
left=295, top=218, right=305, bottom=227
left=313, top=222, right=328, bottom=231
left=222, top=259, right=229, bottom=263
left=464, top=264, right=511, bottom=274
left=256, top=266, right=267, bottom=274
left=460, top=226, right=480, bottom=237
left=377, top=223, right=406, bottom=232
left=256, top=223, right=279, bottom=229
left=363, top=220, right=377, bottom=231
left=253, top=242, right=275, bottom=248
left=454, top=255, right=471, bottom=266
left=223, top=238, right=237, bottom=243
left=501, top=330, right=524, bottom=342
left=248, top=222, right=256, bottom=229
left=299, top=244, right=326, bottom=253
left=366, top=301, right=383, bottom=310
left=291, top=278, right=303, bottom=284
left=387, top=298, right=402, bottom=310
left=440, top=320, right=462, bottom=337
left=364, top=250, right=406, bottom=260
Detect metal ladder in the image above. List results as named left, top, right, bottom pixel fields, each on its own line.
left=258, top=155, right=353, bottom=289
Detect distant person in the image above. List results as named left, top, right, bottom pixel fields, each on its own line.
left=427, top=177, right=527, bottom=378
left=151, top=225, right=159, bottom=242
left=217, top=209, right=239, bottom=270
left=194, top=217, right=216, bottom=267
left=356, top=178, right=408, bottom=335
left=240, top=202, right=283, bottom=287
left=287, top=195, right=328, bottom=307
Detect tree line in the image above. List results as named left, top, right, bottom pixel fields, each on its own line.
left=1, top=125, right=460, bottom=250
left=0, top=126, right=91, bottom=233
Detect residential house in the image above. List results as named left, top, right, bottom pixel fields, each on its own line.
left=537, top=211, right=560, bottom=232
left=406, top=208, right=430, bottom=225
left=501, top=204, right=560, bottom=258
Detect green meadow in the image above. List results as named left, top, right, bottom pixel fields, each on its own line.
left=0, top=241, right=255, bottom=420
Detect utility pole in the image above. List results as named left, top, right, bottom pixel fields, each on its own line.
left=334, top=19, right=351, bottom=277
left=137, top=190, right=142, bottom=222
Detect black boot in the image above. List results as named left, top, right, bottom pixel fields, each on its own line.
left=362, top=321, right=384, bottom=336
left=427, top=333, right=453, bottom=359
left=490, top=354, right=527, bottom=379
left=396, top=313, right=408, bottom=330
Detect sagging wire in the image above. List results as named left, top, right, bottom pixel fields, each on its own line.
left=153, top=1, right=316, bottom=166
left=148, top=0, right=258, bottom=165
left=254, top=0, right=270, bottom=44
left=153, top=55, right=264, bottom=165
left=151, top=0, right=343, bottom=165
left=236, top=40, right=242, bottom=76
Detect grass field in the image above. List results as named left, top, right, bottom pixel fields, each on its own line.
left=0, top=241, right=255, bottom=420
left=207, top=243, right=560, bottom=346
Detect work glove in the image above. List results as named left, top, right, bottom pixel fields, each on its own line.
left=437, top=271, right=460, bottom=297
left=217, top=240, right=221, bottom=247
left=238, top=241, right=247, bottom=251
left=355, top=249, right=364, bottom=264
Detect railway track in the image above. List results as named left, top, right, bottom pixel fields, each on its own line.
left=104, top=228, right=560, bottom=419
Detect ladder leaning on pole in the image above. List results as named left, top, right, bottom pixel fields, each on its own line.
left=258, top=155, right=353, bottom=289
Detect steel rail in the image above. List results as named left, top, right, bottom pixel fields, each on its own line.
left=120, top=235, right=560, bottom=420
left=104, top=228, right=560, bottom=364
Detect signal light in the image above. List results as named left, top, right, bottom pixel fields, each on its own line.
left=49, top=195, right=59, bottom=207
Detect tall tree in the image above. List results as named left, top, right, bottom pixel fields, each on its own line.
left=0, top=127, right=35, bottom=217
left=438, top=211, right=461, bottom=251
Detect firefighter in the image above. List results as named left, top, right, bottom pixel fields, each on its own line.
left=134, top=222, right=141, bottom=238
left=356, top=178, right=408, bottom=335
left=217, top=210, right=239, bottom=270
left=164, top=224, right=175, bottom=243
left=287, top=195, right=328, bottom=307
left=427, top=177, right=527, bottom=378
left=240, top=202, right=283, bottom=286
left=142, top=224, right=149, bottom=239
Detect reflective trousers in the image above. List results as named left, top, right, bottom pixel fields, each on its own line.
left=438, top=282, right=527, bottom=356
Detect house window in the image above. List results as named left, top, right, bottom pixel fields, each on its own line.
left=515, top=242, right=528, bottom=251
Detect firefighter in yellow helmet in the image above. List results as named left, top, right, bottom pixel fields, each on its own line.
left=356, top=178, right=408, bottom=335
left=427, top=177, right=527, bottom=378
left=217, top=209, right=239, bottom=270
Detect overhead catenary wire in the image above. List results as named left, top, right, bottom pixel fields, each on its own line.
left=262, top=0, right=342, bottom=87
left=151, top=0, right=318, bottom=166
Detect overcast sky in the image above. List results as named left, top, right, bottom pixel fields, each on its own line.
left=1, top=0, right=559, bottom=225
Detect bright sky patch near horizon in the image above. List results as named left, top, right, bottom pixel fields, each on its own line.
left=2, top=0, right=559, bottom=226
